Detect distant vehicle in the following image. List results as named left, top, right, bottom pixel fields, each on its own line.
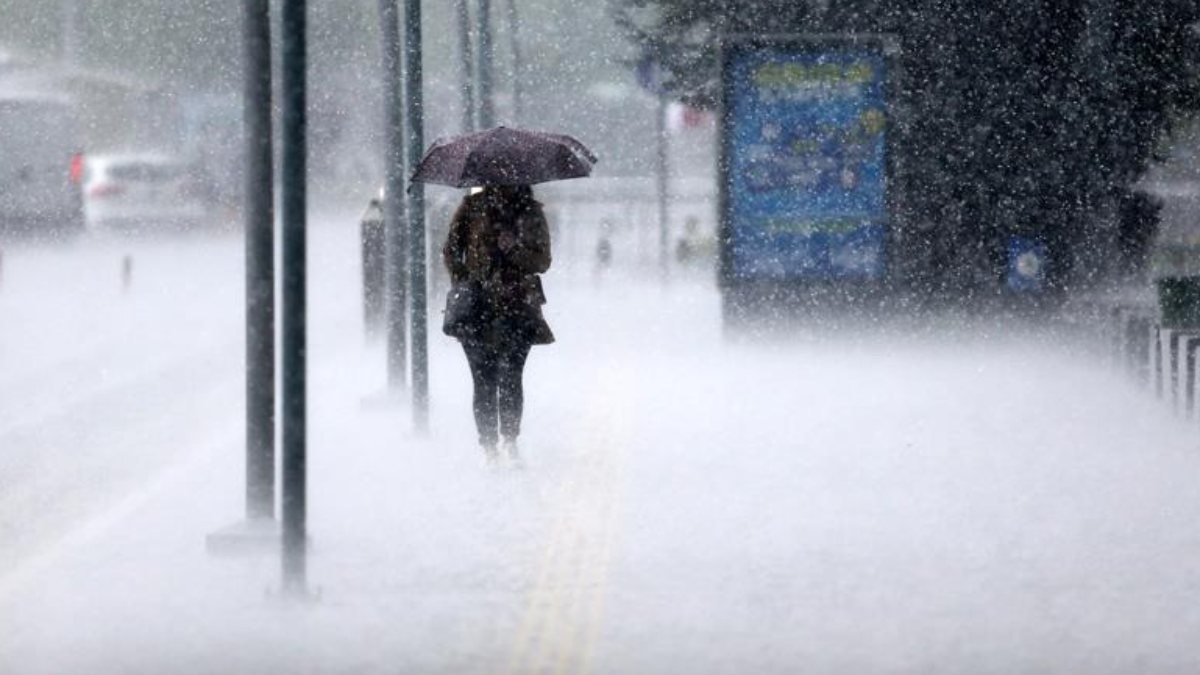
left=0, top=93, right=85, bottom=236
left=83, top=153, right=211, bottom=232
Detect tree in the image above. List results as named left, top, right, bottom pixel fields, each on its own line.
left=611, top=0, right=1200, bottom=297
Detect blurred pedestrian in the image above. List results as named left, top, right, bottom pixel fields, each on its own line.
left=675, top=215, right=699, bottom=264
left=595, top=218, right=614, bottom=282
left=442, top=185, right=554, bottom=466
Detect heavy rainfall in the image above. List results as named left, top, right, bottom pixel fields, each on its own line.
left=1, top=0, right=1200, bottom=673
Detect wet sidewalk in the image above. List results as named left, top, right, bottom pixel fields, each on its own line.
left=4, top=278, right=1200, bottom=674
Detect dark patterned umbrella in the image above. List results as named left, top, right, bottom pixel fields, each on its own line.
left=409, top=126, right=598, bottom=188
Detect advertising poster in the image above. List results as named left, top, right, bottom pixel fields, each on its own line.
left=722, top=40, right=888, bottom=281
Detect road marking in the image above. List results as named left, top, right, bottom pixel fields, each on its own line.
left=505, top=365, right=633, bottom=675
left=0, top=428, right=234, bottom=606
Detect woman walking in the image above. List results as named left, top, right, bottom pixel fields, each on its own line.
left=442, top=184, right=554, bottom=465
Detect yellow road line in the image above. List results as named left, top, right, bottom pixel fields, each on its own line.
left=577, top=464, right=626, bottom=675
left=505, top=365, right=633, bottom=675
left=506, top=491, right=577, bottom=671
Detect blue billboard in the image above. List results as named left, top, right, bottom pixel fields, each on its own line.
left=721, top=40, right=889, bottom=281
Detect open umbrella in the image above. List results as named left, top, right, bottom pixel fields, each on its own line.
left=409, top=126, right=598, bottom=189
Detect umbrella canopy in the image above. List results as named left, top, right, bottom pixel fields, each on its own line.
left=409, top=126, right=598, bottom=189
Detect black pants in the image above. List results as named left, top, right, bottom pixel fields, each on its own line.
left=462, top=341, right=532, bottom=447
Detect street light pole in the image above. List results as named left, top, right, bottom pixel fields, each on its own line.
left=379, top=0, right=409, bottom=391
left=243, top=0, right=275, bottom=522
left=475, top=0, right=494, bottom=129
left=505, top=0, right=522, bottom=125
left=455, top=0, right=475, bottom=133
left=280, top=0, right=309, bottom=596
left=203, top=0, right=279, bottom=558
left=404, top=0, right=428, bottom=432
left=656, top=92, right=670, bottom=283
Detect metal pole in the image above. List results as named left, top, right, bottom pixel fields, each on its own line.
left=280, top=0, right=308, bottom=595
left=475, top=0, right=494, bottom=129
left=1187, top=337, right=1200, bottom=419
left=1171, top=330, right=1183, bottom=411
left=61, top=0, right=79, bottom=67
left=361, top=199, right=386, bottom=337
left=404, top=0, right=429, bottom=432
left=656, top=92, right=670, bottom=282
left=505, top=0, right=522, bottom=125
left=454, top=0, right=475, bottom=133
left=1156, top=326, right=1166, bottom=399
left=244, top=0, right=275, bottom=522
left=380, top=0, right=409, bottom=389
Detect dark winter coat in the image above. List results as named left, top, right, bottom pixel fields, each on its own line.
left=442, top=192, right=555, bottom=346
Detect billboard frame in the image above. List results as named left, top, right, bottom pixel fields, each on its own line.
left=717, top=33, right=900, bottom=320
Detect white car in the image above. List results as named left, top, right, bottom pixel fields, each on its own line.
left=83, top=153, right=211, bottom=232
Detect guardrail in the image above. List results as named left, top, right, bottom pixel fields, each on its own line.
left=1071, top=294, right=1200, bottom=418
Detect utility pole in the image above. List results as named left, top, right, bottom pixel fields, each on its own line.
left=280, top=0, right=309, bottom=597
left=379, top=0, right=409, bottom=390
left=404, top=0, right=428, bottom=432
left=244, top=0, right=276, bottom=523
left=475, top=0, right=495, bottom=129
left=656, top=89, right=670, bottom=282
left=455, top=0, right=475, bottom=133
left=505, top=0, right=523, bottom=125
left=204, top=0, right=278, bottom=557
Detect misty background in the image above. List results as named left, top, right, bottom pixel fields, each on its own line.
left=0, top=0, right=666, bottom=203
left=3, top=0, right=1198, bottom=302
